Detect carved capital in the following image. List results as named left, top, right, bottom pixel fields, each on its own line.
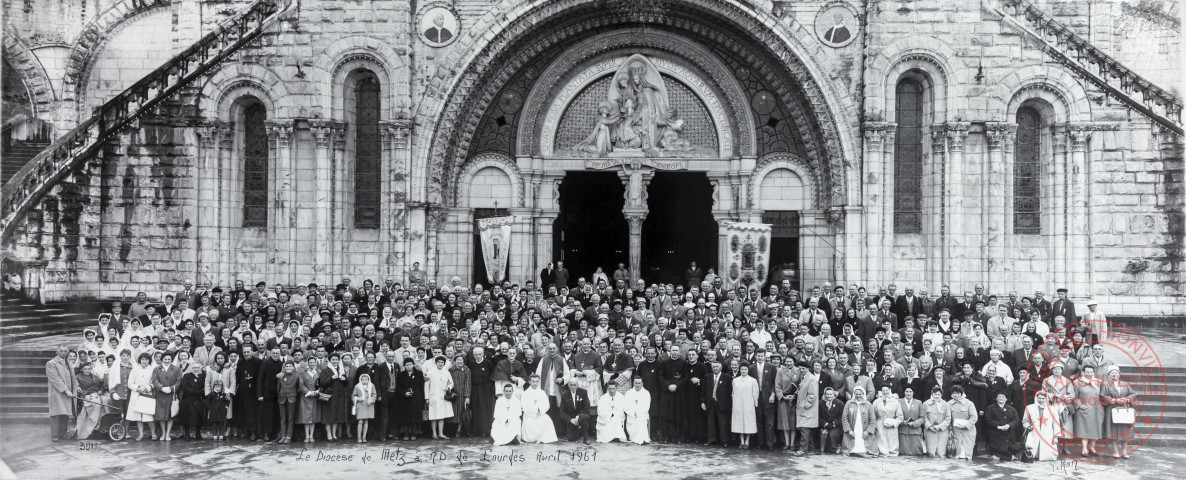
left=863, top=121, right=894, bottom=149
left=623, top=213, right=647, bottom=232
left=1065, top=122, right=1118, bottom=151
left=945, top=121, right=970, bottom=151
left=930, top=128, right=947, bottom=151
left=309, top=119, right=344, bottom=148
left=827, top=207, right=846, bottom=230
left=197, top=119, right=230, bottom=149
left=264, top=120, right=293, bottom=148
left=985, top=122, right=1011, bottom=151
left=382, top=120, right=411, bottom=149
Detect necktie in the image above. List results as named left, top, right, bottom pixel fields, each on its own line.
left=713, top=375, right=719, bottom=400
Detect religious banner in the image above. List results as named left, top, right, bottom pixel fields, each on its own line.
left=723, top=222, right=773, bottom=294
left=477, top=216, right=514, bottom=283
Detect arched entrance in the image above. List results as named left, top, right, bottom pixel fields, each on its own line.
left=429, top=0, right=859, bottom=289
left=641, top=172, right=717, bottom=285
left=553, top=172, right=629, bottom=284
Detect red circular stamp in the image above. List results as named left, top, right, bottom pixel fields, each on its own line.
left=1022, top=319, right=1167, bottom=464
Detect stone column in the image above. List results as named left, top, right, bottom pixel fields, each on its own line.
left=1051, top=125, right=1069, bottom=287
left=928, top=127, right=947, bottom=285
left=945, top=122, right=969, bottom=287
left=197, top=120, right=228, bottom=283
left=1067, top=125, right=1091, bottom=297
left=265, top=120, right=294, bottom=284
left=331, top=125, right=348, bottom=277
left=425, top=206, right=448, bottom=283
left=985, top=122, right=1010, bottom=292
left=382, top=120, right=411, bottom=277
left=619, top=164, right=654, bottom=284
left=310, top=120, right=342, bottom=285
left=862, top=122, right=891, bottom=283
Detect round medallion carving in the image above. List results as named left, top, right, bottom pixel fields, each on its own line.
left=752, top=90, right=776, bottom=115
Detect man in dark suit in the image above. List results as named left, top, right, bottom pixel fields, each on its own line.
left=818, top=387, right=844, bottom=453
left=749, top=350, right=778, bottom=451
left=176, top=279, right=198, bottom=309
left=1032, top=290, right=1053, bottom=323
left=1052, top=288, right=1076, bottom=325
left=540, top=263, right=556, bottom=291
left=554, top=261, right=571, bottom=289
left=893, top=287, right=925, bottom=321
left=933, top=285, right=957, bottom=318
left=923, top=364, right=951, bottom=400
left=952, top=291, right=975, bottom=321
left=378, top=351, right=401, bottom=440
left=701, top=360, right=732, bottom=446
left=1010, top=336, right=1037, bottom=378
left=256, top=347, right=283, bottom=441
left=558, top=385, right=594, bottom=444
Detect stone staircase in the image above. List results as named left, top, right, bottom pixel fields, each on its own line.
left=0, top=291, right=97, bottom=344
left=1, top=140, right=51, bottom=187
left=0, top=349, right=53, bottom=425
left=0, top=0, right=291, bottom=245
left=994, top=0, right=1183, bottom=135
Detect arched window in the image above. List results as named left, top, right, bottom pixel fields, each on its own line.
left=894, top=79, right=923, bottom=233
left=242, top=103, right=268, bottom=228
left=354, top=76, right=381, bottom=229
left=1014, top=107, right=1042, bottom=234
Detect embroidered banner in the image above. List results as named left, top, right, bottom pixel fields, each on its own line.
left=723, top=222, right=773, bottom=293
left=477, top=216, right=514, bottom=283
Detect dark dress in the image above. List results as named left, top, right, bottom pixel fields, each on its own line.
left=151, top=365, right=182, bottom=420
left=394, top=370, right=425, bottom=425
left=318, top=365, right=350, bottom=424
left=467, top=357, right=495, bottom=436
left=206, top=392, right=231, bottom=423
left=178, top=370, right=206, bottom=428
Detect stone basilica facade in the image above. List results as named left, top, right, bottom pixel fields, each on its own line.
left=1, top=0, right=1182, bottom=315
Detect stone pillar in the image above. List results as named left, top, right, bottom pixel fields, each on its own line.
left=862, top=122, right=891, bottom=283
left=945, top=122, right=969, bottom=287
left=619, top=164, right=654, bottom=284
left=928, top=127, right=947, bottom=286
left=196, top=120, right=228, bottom=284
left=425, top=206, right=448, bottom=283
left=533, top=214, right=558, bottom=280
left=509, top=208, right=533, bottom=283
left=1067, top=125, right=1091, bottom=297
left=265, top=120, right=294, bottom=284
left=310, top=120, right=342, bottom=285
left=829, top=206, right=848, bottom=283
left=843, top=205, right=863, bottom=286
left=985, top=122, right=1010, bottom=292
left=382, top=120, right=411, bottom=278
left=21, top=260, right=47, bottom=306
left=1051, top=125, right=1069, bottom=287
left=331, top=124, right=349, bottom=278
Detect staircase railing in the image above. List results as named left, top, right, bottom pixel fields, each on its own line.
left=994, top=0, right=1183, bottom=136
left=0, top=0, right=292, bottom=242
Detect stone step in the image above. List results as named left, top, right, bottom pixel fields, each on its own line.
left=0, top=403, right=48, bottom=414
left=0, top=413, right=47, bottom=425
left=0, top=313, right=92, bottom=327
left=0, top=382, right=46, bottom=394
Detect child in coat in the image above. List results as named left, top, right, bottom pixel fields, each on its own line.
left=206, top=380, right=231, bottom=440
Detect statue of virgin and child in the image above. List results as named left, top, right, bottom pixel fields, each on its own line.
left=574, top=55, right=692, bottom=157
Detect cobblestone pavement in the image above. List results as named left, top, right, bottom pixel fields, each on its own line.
left=2, top=426, right=1184, bottom=480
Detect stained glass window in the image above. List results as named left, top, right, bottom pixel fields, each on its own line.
left=242, top=103, right=268, bottom=228
left=354, top=77, right=381, bottom=230
left=894, top=80, right=923, bottom=234
left=1014, top=107, right=1042, bottom=234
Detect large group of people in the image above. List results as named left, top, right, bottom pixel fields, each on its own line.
left=45, top=262, right=1138, bottom=462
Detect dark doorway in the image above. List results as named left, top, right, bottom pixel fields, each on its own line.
left=554, top=172, right=628, bottom=284
left=641, top=172, right=717, bottom=286
left=763, top=210, right=800, bottom=292
left=472, top=207, right=510, bottom=287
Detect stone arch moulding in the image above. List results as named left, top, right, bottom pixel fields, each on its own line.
left=538, top=53, right=735, bottom=158
left=62, top=0, right=174, bottom=109
left=412, top=0, right=859, bottom=209
left=200, top=63, right=292, bottom=120
left=454, top=152, right=524, bottom=209
left=2, top=29, right=57, bottom=116
left=748, top=153, right=821, bottom=210
left=521, top=29, right=756, bottom=159
left=992, top=65, right=1091, bottom=123
left=867, top=37, right=966, bottom=122
left=313, top=35, right=411, bottom=122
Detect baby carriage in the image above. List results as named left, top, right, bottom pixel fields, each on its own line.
left=72, top=393, right=128, bottom=441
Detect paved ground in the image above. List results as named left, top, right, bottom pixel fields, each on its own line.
left=1, top=424, right=1185, bottom=480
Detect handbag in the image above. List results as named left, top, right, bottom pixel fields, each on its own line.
left=170, top=395, right=180, bottom=417
left=131, top=392, right=156, bottom=416
left=318, top=392, right=332, bottom=402
left=444, top=388, right=458, bottom=402
left=1110, top=407, right=1136, bottom=424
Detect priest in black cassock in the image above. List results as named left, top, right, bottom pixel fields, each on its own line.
left=636, top=346, right=663, bottom=440
left=467, top=346, right=496, bottom=437
left=236, top=344, right=263, bottom=440
left=256, top=347, right=283, bottom=441
left=658, top=344, right=689, bottom=443
left=682, top=349, right=708, bottom=443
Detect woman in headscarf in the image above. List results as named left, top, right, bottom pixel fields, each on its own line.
left=177, top=362, right=206, bottom=440
left=1022, top=390, right=1064, bottom=461
left=922, top=386, right=950, bottom=458
left=947, top=384, right=978, bottom=460
left=842, top=385, right=875, bottom=456
left=1101, top=365, right=1137, bottom=458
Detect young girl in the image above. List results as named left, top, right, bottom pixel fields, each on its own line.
left=352, top=373, right=376, bottom=443
left=206, top=380, right=231, bottom=441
